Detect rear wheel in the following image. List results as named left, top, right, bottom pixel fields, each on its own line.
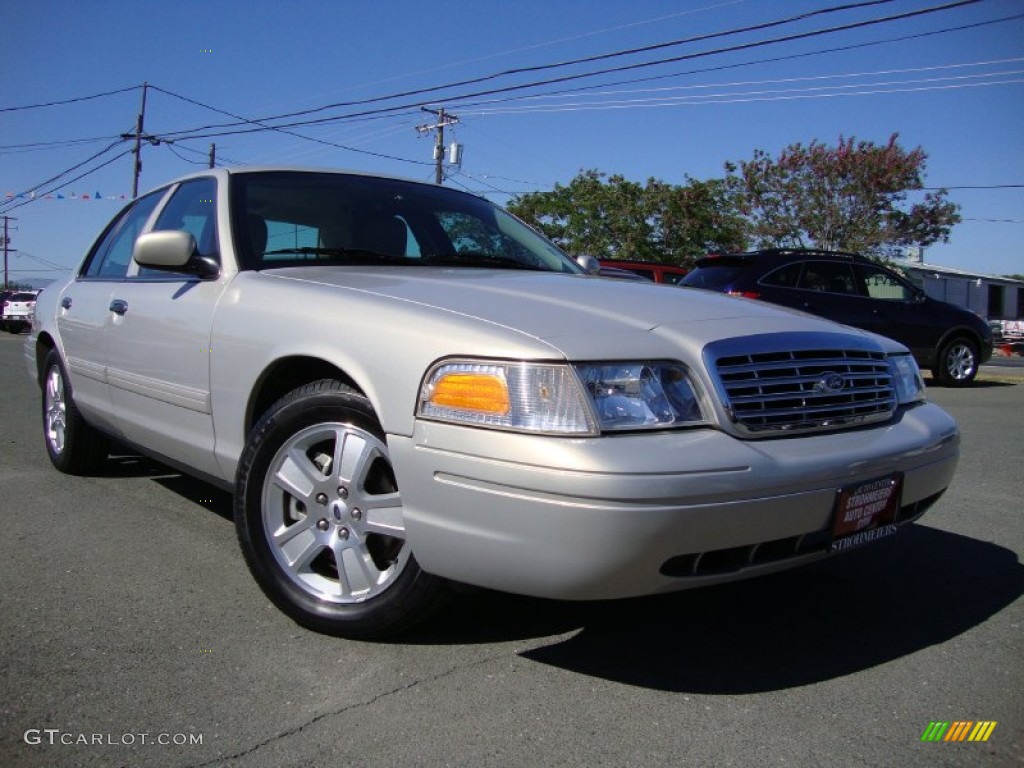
left=42, top=349, right=110, bottom=473
left=235, top=380, right=448, bottom=638
left=932, top=336, right=979, bottom=387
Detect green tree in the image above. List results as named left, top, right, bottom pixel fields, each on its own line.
left=724, top=134, right=960, bottom=257
left=647, top=177, right=746, bottom=266
left=507, top=170, right=744, bottom=267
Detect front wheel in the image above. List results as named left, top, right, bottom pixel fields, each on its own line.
left=932, top=336, right=979, bottom=387
left=235, top=380, right=449, bottom=639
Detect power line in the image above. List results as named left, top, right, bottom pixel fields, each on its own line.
left=3, top=0, right=993, bottom=161
left=461, top=72, right=1024, bottom=115
left=0, top=135, right=124, bottom=153
left=149, top=85, right=430, bottom=166
left=0, top=84, right=140, bottom=113
left=153, top=0, right=969, bottom=140
left=463, top=56, right=1024, bottom=107
left=154, top=0, right=986, bottom=142
left=927, top=184, right=1024, bottom=190
left=456, top=12, right=1023, bottom=111
left=0, top=148, right=132, bottom=214
left=0, top=140, right=125, bottom=211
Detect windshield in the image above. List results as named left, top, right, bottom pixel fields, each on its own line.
left=230, top=171, right=580, bottom=274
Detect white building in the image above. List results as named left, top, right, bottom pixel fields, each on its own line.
left=894, top=250, right=1024, bottom=324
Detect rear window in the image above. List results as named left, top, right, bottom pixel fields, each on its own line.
left=10, top=293, right=36, bottom=302
left=680, top=262, right=751, bottom=290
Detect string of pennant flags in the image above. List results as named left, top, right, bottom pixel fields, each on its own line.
left=4, top=190, right=128, bottom=201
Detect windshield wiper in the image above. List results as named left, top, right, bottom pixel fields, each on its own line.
left=421, top=252, right=546, bottom=271
left=263, top=246, right=407, bottom=264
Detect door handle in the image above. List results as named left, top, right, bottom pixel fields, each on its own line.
left=109, top=299, right=128, bottom=315
left=61, top=296, right=72, bottom=310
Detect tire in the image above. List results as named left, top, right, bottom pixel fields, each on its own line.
left=932, top=336, right=979, bottom=387
left=42, top=349, right=110, bottom=474
left=234, top=380, right=449, bottom=639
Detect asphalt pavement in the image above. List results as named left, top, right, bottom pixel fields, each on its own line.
left=1, top=332, right=1021, bottom=767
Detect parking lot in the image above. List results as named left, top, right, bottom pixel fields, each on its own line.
left=1, top=331, right=1021, bottom=767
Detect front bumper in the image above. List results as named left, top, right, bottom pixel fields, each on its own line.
left=390, top=402, right=959, bottom=600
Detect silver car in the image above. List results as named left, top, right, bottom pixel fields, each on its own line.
left=26, top=167, right=960, bottom=638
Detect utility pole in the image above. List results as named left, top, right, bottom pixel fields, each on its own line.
left=2, top=216, right=17, bottom=289
left=121, top=82, right=163, bottom=198
left=415, top=106, right=459, bottom=184
left=130, top=82, right=147, bottom=198
left=208, top=144, right=216, bottom=169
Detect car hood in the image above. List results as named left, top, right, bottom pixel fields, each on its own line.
left=263, top=266, right=899, bottom=357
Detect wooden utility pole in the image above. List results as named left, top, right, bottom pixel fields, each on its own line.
left=2, top=216, right=16, bottom=289
left=130, top=83, right=148, bottom=198
left=415, top=107, right=459, bottom=184
left=121, top=83, right=163, bottom=198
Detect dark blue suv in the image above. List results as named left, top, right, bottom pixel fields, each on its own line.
left=681, top=249, right=993, bottom=386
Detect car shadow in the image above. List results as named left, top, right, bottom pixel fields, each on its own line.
left=101, top=447, right=234, bottom=523
left=407, top=526, right=1023, bottom=693
left=89, top=449, right=1023, bottom=692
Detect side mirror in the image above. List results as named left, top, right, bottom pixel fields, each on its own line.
left=133, top=231, right=219, bottom=279
left=575, top=254, right=601, bottom=274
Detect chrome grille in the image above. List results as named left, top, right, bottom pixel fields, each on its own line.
left=707, top=335, right=897, bottom=436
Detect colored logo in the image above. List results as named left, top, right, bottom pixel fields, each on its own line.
left=921, top=721, right=997, bottom=742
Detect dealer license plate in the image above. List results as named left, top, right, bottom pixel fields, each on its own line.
left=830, top=474, right=902, bottom=552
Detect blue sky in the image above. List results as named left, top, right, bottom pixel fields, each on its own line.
left=2, top=0, right=1022, bottom=284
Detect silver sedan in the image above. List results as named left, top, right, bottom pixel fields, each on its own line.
left=26, top=167, right=959, bottom=638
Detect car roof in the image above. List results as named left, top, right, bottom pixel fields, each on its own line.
left=696, top=248, right=868, bottom=267
left=142, top=165, right=463, bottom=199
left=598, top=258, right=687, bottom=270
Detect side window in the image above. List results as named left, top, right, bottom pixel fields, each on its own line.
left=82, top=190, right=165, bottom=279
left=137, top=178, right=218, bottom=277
left=798, top=262, right=857, bottom=295
left=759, top=262, right=803, bottom=289
left=858, top=265, right=914, bottom=301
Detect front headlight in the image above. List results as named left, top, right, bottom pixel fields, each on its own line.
left=418, top=359, right=705, bottom=434
left=573, top=362, right=704, bottom=430
left=888, top=354, right=926, bottom=405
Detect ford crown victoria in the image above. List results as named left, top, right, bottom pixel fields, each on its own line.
left=26, top=168, right=960, bottom=638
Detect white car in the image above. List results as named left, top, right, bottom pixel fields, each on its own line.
left=2, top=290, right=38, bottom=333
left=26, top=167, right=960, bottom=638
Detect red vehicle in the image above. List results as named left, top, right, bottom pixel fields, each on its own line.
left=598, top=259, right=688, bottom=284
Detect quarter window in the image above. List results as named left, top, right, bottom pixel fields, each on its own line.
left=760, top=262, right=802, bottom=289
left=857, top=265, right=914, bottom=301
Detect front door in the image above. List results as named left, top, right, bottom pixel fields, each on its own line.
left=105, top=177, right=228, bottom=480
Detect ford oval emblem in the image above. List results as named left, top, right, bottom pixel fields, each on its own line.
left=818, top=372, right=846, bottom=393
